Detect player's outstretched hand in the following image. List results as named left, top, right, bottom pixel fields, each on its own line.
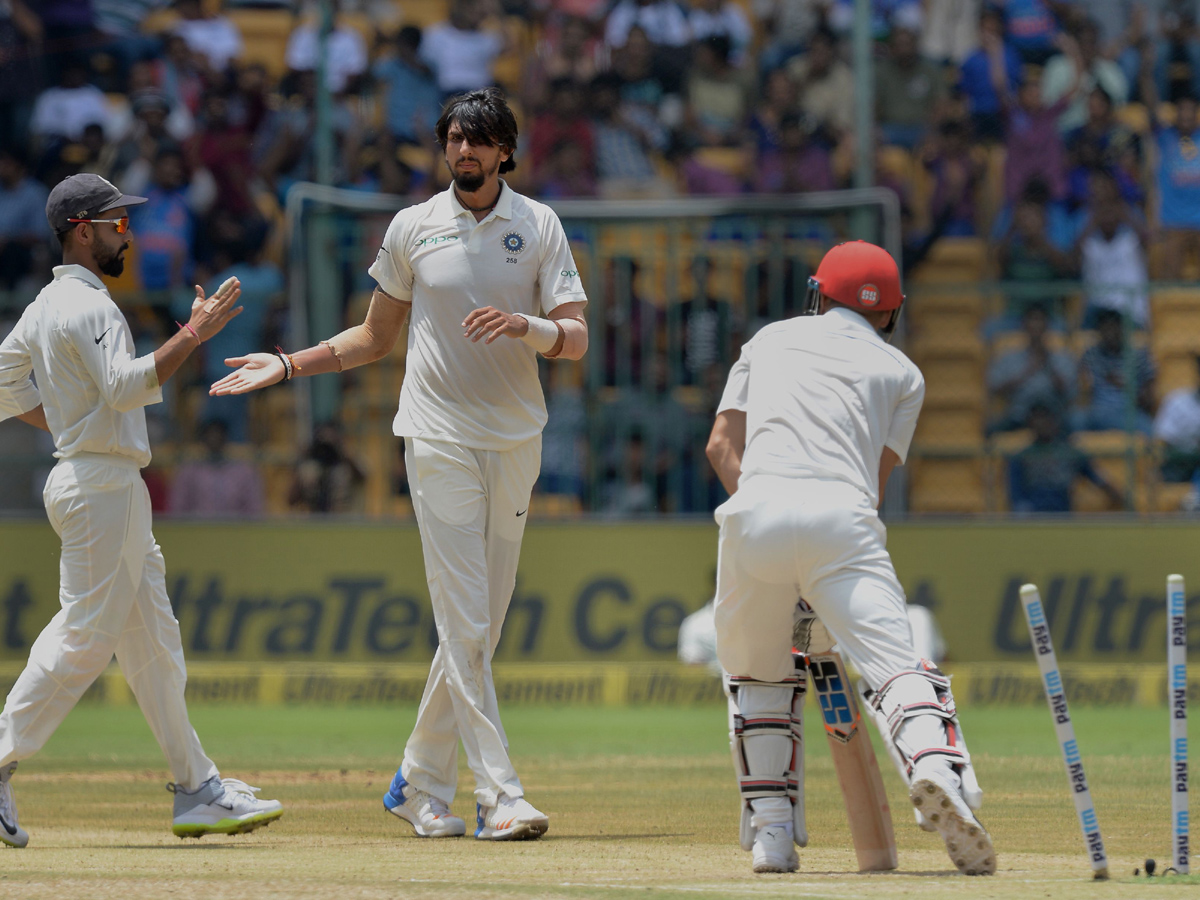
left=210, top=352, right=285, bottom=396
left=463, top=306, right=528, bottom=344
left=188, top=277, right=243, bottom=342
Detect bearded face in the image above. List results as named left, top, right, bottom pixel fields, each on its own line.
left=94, top=234, right=128, bottom=277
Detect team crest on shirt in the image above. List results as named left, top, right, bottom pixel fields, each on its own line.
left=858, top=283, right=880, bottom=307
left=502, top=232, right=527, bottom=255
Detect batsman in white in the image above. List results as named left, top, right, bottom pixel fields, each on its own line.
left=210, top=88, right=588, bottom=841
left=706, top=241, right=995, bottom=875
left=0, top=174, right=284, bottom=847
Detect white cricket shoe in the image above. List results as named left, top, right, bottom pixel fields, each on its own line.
left=0, top=763, right=29, bottom=848
left=474, top=794, right=549, bottom=841
left=910, top=767, right=996, bottom=876
left=170, top=776, right=284, bottom=838
left=383, top=770, right=465, bottom=837
left=752, top=821, right=799, bottom=873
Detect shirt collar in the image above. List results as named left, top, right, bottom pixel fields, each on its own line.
left=444, top=179, right=513, bottom=221
left=52, top=264, right=110, bottom=294
left=826, top=305, right=880, bottom=337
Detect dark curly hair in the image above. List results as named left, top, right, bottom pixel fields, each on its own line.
left=435, top=87, right=518, bottom=174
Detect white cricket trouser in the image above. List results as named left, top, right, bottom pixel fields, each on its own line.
left=714, top=475, right=921, bottom=690
left=400, top=436, right=540, bottom=808
left=0, top=455, right=217, bottom=789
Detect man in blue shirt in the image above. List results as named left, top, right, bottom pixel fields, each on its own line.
left=0, top=148, right=51, bottom=290
left=960, top=6, right=1022, bottom=141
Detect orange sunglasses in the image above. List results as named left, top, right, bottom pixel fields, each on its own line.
left=67, top=216, right=130, bottom=234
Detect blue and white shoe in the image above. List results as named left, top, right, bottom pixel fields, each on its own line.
left=383, top=769, right=465, bottom=838
left=0, top=763, right=29, bottom=848
left=474, top=794, right=549, bottom=841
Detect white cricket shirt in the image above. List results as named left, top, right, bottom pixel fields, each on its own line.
left=368, top=181, right=587, bottom=450
left=718, top=306, right=924, bottom=507
left=0, top=265, right=162, bottom=467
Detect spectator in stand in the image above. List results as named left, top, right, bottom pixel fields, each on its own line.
left=921, top=0, right=981, bottom=64
left=959, top=5, right=1021, bottom=141
left=192, top=89, right=257, bottom=218
left=993, top=185, right=1077, bottom=324
left=1075, top=189, right=1149, bottom=328
left=255, top=70, right=362, bottom=196
left=0, top=147, right=50, bottom=290
left=29, top=59, right=112, bottom=153
left=1042, top=18, right=1128, bottom=133
left=374, top=26, right=441, bottom=147
left=132, top=144, right=197, bottom=305
left=1001, top=0, right=1063, bottom=65
left=987, top=303, right=1077, bottom=433
left=751, top=112, right=834, bottom=193
left=1155, top=353, right=1200, bottom=482
left=751, top=0, right=827, bottom=72
left=1078, top=308, right=1157, bottom=432
left=590, top=72, right=671, bottom=197
left=605, top=0, right=691, bottom=50
left=1139, top=5, right=1200, bottom=105
left=679, top=258, right=734, bottom=383
left=420, top=0, right=508, bottom=97
left=875, top=25, right=949, bottom=149
left=520, top=15, right=603, bottom=113
left=688, top=0, right=753, bottom=67
left=920, top=118, right=985, bottom=235
left=611, top=26, right=679, bottom=139
left=289, top=422, right=365, bottom=514
left=788, top=26, right=855, bottom=139
left=171, top=0, right=243, bottom=75
left=530, top=76, right=595, bottom=191
left=538, top=362, right=586, bottom=499
left=285, top=0, right=368, bottom=94
left=601, top=431, right=655, bottom=514
left=109, top=89, right=183, bottom=189
left=1141, top=56, right=1200, bottom=278
left=183, top=213, right=280, bottom=441
left=92, top=0, right=167, bottom=84
left=536, top=139, right=597, bottom=197
left=160, top=32, right=205, bottom=116
left=748, top=68, right=799, bottom=153
left=684, top=34, right=753, bottom=147
left=0, top=0, right=42, bottom=152
left=1064, top=87, right=1142, bottom=209
left=1001, top=36, right=1083, bottom=204
left=169, top=419, right=265, bottom=516
left=1009, top=402, right=1124, bottom=513
left=31, top=0, right=94, bottom=72
left=827, top=0, right=922, bottom=41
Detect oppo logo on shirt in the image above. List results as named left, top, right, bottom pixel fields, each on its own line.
left=415, top=235, right=459, bottom=247
left=561, top=270, right=578, bottom=278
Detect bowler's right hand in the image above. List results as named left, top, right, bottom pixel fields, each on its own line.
left=209, top=352, right=285, bottom=395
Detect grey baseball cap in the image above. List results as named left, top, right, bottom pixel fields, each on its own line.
left=45, top=173, right=147, bottom=233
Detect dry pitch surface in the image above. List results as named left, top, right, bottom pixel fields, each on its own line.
left=0, top=703, right=1194, bottom=900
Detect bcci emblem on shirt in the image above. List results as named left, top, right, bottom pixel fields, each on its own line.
left=502, top=232, right=526, bottom=255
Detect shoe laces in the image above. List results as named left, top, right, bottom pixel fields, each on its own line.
left=408, top=786, right=452, bottom=820
left=219, top=778, right=262, bottom=798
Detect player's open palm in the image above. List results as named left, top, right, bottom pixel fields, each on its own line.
left=187, top=277, right=243, bottom=342
left=209, top=353, right=285, bottom=396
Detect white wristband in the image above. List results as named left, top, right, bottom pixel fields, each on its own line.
left=516, top=314, right=561, bottom=354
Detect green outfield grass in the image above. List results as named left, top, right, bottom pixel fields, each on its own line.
left=1, top=703, right=1194, bottom=899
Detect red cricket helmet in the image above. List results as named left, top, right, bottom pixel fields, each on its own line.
left=802, top=240, right=905, bottom=339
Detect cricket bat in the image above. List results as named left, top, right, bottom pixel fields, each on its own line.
left=806, top=651, right=898, bottom=872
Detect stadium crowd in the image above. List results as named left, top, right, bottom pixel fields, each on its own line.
left=3, top=0, right=1200, bottom=515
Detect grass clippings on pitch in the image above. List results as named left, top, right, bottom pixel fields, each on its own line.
left=0, top=704, right=1191, bottom=899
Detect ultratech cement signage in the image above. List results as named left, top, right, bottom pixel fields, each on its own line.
left=0, top=519, right=1196, bottom=664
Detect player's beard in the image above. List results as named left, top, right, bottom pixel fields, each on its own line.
left=96, top=240, right=128, bottom=278
left=450, top=155, right=500, bottom=194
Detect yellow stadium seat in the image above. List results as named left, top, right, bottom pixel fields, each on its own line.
left=1115, top=102, right=1151, bottom=134
left=908, top=457, right=986, bottom=513
left=911, top=407, right=984, bottom=451
left=398, top=0, right=451, bottom=27
left=227, top=9, right=293, bottom=78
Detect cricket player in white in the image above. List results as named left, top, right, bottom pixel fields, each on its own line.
left=707, top=242, right=995, bottom=875
left=211, top=88, right=588, bottom=841
left=0, top=173, right=284, bottom=847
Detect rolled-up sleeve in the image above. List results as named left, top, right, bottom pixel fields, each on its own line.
left=69, top=300, right=162, bottom=413
left=0, top=314, right=42, bottom=421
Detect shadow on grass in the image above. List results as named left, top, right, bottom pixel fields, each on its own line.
left=551, top=833, right=695, bottom=841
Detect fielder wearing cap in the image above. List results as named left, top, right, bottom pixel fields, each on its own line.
left=706, top=241, right=996, bottom=875
left=210, top=87, right=588, bottom=841
left=0, top=173, right=284, bottom=846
